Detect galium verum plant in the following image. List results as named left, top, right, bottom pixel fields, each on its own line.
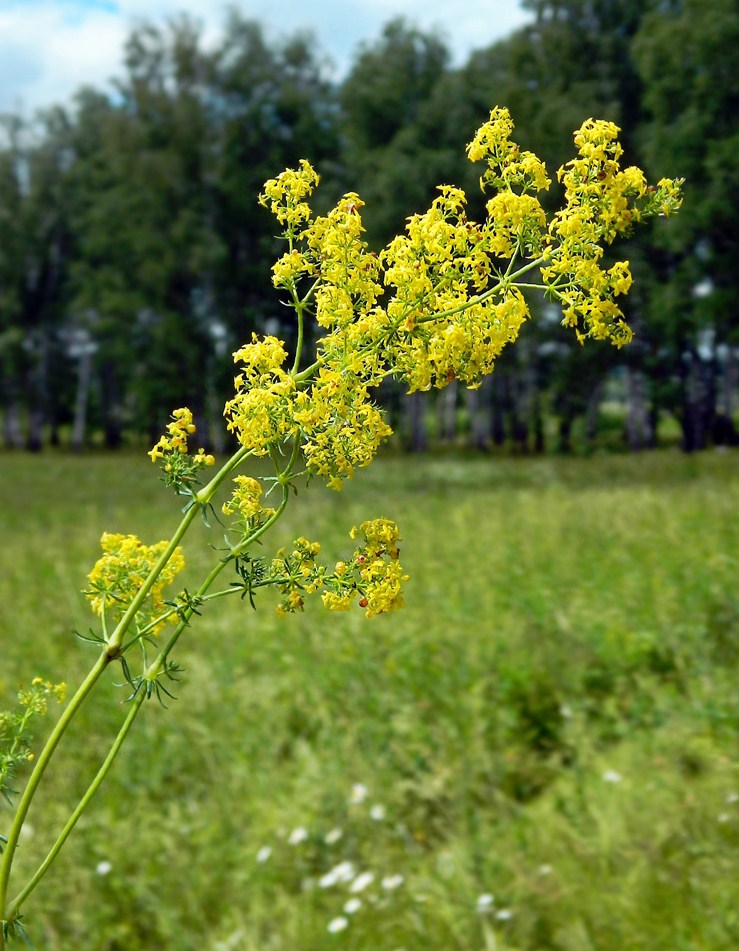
left=0, top=107, right=682, bottom=944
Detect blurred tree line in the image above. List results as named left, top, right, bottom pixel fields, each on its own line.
left=0, top=0, right=737, bottom=453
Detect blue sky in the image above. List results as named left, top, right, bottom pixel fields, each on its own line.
left=0, top=0, right=532, bottom=114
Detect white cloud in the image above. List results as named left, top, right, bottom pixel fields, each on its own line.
left=0, top=0, right=532, bottom=114
left=0, top=3, right=126, bottom=114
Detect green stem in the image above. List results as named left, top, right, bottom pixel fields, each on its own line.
left=196, top=445, right=253, bottom=507
left=300, top=277, right=321, bottom=309
left=293, top=358, right=322, bottom=385
left=289, top=278, right=317, bottom=375
left=154, top=560, right=231, bottom=670
left=119, top=587, right=241, bottom=655
left=4, top=574, right=244, bottom=922
left=292, top=303, right=305, bottom=375
left=156, top=456, right=293, bottom=671
left=0, top=445, right=255, bottom=932
left=0, top=650, right=109, bottom=925
left=5, top=690, right=147, bottom=921
left=414, top=255, right=546, bottom=326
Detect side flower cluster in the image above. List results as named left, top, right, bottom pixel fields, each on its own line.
left=148, top=408, right=215, bottom=492
left=1, top=679, right=67, bottom=802
left=224, top=335, right=297, bottom=456
left=228, top=520, right=408, bottom=620
left=86, top=533, right=185, bottom=634
left=542, top=117, right=683, bottom=346
left=222, top=476, right=276, bottom=534
left=379, top=185, right=534, bottom=392
left=270, top=536, right=325, bottom=617
left=322, top=519, right=408, bottom=618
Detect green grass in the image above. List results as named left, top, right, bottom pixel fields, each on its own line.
left=2, top=449, right=739, bottom=950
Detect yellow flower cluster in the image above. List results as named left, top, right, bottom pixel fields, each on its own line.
left=148, top=408, right=215, bottom=491
left=466, top=106, right=551, bottom=194
left=86, top=533, right=185, bottom=633
left=272, top=248, right=313, bottom=290
left=484, top=192, right=547, bottom=258
left=148, top=407, right=195, bottom=458
left=270, top=536, right=324, bottom=617
left=224, top=334, right=297, bottom=455
left=19, top=678, right=67, bottom=715
left=322, top=519, right=408, bottom=618
left=294, top=368, right=392, bottom=490
left=222, top=476, right=276, bottom=526
left=258, top=159, right=320, bottom=231
left=226, top=107, right=680, bottom=495
left=542, top=118, right=683, bottom=345
left=374, top=167, right=549, bottom=390
left=306, top=194, right=384, bottom=328
left=243, top=521, right=409, bottom=619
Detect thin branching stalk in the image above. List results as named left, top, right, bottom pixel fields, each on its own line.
left=5, top=690, right=146, bottom=920
left=0, top=443, right=250, bottom=933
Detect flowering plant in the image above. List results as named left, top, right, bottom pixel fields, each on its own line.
left=0, top=107, right=681, bottom=945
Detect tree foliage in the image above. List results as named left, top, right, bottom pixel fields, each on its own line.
left=0, top=3, right=735, bottom=452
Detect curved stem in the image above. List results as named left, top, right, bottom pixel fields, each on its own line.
left=300, top=277, right=321, bottom=309
left=153, top=559, right=231, bottom=670
left=155, top=466, right=293, bottom=672
left=196, top=445, right=253, bottom=506
left=293, top=357, right=322, bottom=385
left=292, top=304, right=305, bottom=375
left=5, top=690, right=146, bottom=921
left=119, top=587, right=241, bottom=656
left=1, top=444, right=255, bottom=931
left=6, top=552, right=257, bottom=923
left=414, top=255, right=546, bottom=327
left=0, top=650, right=110, bottom=924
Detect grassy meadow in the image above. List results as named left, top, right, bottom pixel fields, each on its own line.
left=1, top=448, right=739, bottom=950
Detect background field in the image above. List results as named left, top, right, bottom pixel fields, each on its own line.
left=2, top=450, right=739, bottom=950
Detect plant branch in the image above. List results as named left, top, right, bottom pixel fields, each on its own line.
left=5, top=689, right=146, bottom=921
left=0, top=651, right=109, bottom=924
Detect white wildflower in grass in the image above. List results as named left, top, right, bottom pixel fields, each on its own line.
left=718, top=812, right=730, bottom=823
left=343, top=897, right=362, bottom=914
left=96, top=861, right=112, bottom=876
left=476, top=893, right=494, bottom=913
left=496, top=909, right=513, bottom=921
left=381, top=874, right=404, bottom=890
left=538, top=864, right=553, bottom=876
left=288, top=826, right=308, bottom=845
left=350, top=783, right=369, bottom=804
left=333, top=861, right=356, bottom=883
left=320, top=861, right=356, bottom=888
left=602, top=770, right=622, bottom=784
left=327, top=916, right=349, bottom=934
left=726, top=792, right=739, bottom=804
left=349, top=871, right=375, bottom=893
left=370, top=804, right=386, bottom=821
left=325, top=827, right=343, bottom=845
left=256, top=846, right=272, bottom=863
